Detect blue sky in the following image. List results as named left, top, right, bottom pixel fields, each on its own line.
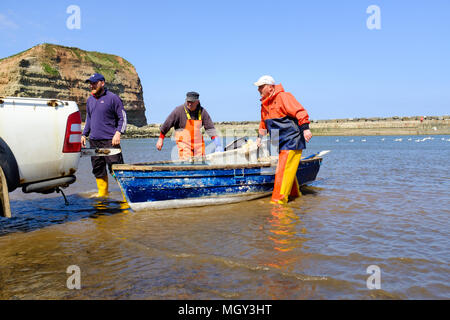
left=1, top=0, right=449, bottom=123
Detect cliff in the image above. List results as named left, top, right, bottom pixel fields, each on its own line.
left=0, top=43, right=147, bottom=126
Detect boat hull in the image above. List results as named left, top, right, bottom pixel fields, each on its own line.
left=129, top=192, right=273, bottom=211
left=113, top=158, right=322, bottom=211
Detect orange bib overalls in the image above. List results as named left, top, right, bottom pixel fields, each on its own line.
left=174, top=107, right=205, bottom=160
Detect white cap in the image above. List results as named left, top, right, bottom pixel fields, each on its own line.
left=254, top=75, right=275, bottom=87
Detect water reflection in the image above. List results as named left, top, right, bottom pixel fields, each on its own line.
left=254, top=204, right=311, bottom=274
left=0, top=194, right=130, bottom=236
left=299, top=185, right=321, bottom=195
left=253, top=204, right=317, bottom=299
left=90, top=199, right=130, bottom=219
left=268, top=205, right=309, bottom=254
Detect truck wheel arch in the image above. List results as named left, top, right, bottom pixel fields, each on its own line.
left=0, top=137, right=20, bottom=192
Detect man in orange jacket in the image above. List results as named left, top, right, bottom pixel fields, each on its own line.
left=254, top=75, right=312, bottom=204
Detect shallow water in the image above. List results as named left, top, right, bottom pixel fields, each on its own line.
left=1, top=136, right=449, bottom=299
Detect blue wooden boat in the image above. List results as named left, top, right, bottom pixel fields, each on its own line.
left=112, top=143, right=328, bottom=211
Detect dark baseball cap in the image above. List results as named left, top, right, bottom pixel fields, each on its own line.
left=85, top=73, right=105, bottom=83
left=186, top=91, right=200, bottom=102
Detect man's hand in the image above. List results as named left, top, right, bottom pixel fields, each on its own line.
left=303, top=129, right=312, bottom=143
left=112, top=131, right=121, bottom=146
left=156, top=137, right=164, bottom=151
left=81, top=135, right=87, bottom=148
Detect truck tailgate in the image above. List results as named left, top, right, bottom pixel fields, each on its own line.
left=0, top=98, right=81, bottom=185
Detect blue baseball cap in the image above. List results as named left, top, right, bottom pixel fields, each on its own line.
left=85, top=73, right=105, bottom=83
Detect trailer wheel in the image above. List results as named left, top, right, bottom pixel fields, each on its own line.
left=0, top=138, right=20, bottom=192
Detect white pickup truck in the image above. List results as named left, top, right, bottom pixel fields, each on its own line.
left=0, top=96, right=82, bottom=217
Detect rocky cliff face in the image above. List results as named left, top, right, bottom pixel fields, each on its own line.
left=0, top=44, right=147, bottom=126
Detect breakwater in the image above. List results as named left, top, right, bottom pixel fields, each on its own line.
left=120, top=115, right=450, bottom=138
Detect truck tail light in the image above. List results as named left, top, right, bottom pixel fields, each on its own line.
left=63, top=111, right=82, bottom=153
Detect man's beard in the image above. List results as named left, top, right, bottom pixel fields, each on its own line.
left=91, top=86, right=103, bottom=97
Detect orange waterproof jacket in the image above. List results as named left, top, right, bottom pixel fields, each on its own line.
left=259, top=84, right=310, bottom=150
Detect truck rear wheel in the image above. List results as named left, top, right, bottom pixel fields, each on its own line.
left=0, top=166, right=12, bottom=218
left=0, top=137, right=20, bottom=192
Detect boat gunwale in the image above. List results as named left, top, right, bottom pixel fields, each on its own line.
left=112, top=157, right=322, bottom=172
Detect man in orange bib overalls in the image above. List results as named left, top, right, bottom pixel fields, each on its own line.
left=156, top=92, right=223, bottom=160
left=254, top=75, right=312, bottom=204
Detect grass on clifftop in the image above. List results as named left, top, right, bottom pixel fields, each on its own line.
left=58, top=44, right=134, bottom=82
left=1, top=43, right=137, bottom=83
left=41, top=62, right=60, bottom=76
left=0, top=49, right=29, bottom=62
left=94, top=67, right=116, bottom=82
